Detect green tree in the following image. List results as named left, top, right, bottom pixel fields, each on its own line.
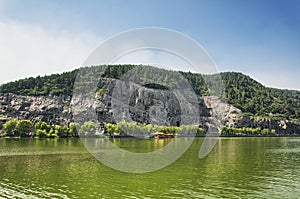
left=142, top=124, right=154, bottom=134
left=261, top=129, right=269, bottom=135
left=3, top=119, right=17, bottom=136
left=106, top=123, right=120, bottom=135
left=63, top=126, right=70, bottom=137
left=36, top=129, right=48, bottom=138
left=79, top=121, right=97, bottom=137
left=34, top=121, right=52, bottom=133
left=69, top=122, right=80, bottom=137
left=197, top=128, right=204, bottom=134
left=47, top=128, right=58, bottom=138
left=54, top=125, right=69, bottom=138
left=16, top=120, right=33, bottom=137
left=178, top=125, right=198, bottom=134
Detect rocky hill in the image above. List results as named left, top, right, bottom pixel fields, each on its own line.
left=0, top=65, right=299, bottom=135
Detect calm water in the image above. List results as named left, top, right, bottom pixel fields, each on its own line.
left=0, top=137, right=299, bottom=198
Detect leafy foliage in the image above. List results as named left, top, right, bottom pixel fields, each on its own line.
left=1, top=120, right=81, bottom=138
left=3, top=119, right=17, bottom=136
left=0, top=70, right=78, bottom=96
left=54, top=125, right=69, bottom=138
left=34, top=121, right=52, bottom=133
left=105, top=122, right=204, bottom=136
left=221, top=127, right=276, bottom=135
left=78, top=121, right=97, bottom=137
left=16, top=120, right=33, bottom=137
left=217, top=72, right=300, bottom=119
left=69, top=122, right=80, bottom=137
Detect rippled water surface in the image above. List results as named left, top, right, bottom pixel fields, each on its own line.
left=0, top=137, right=299, bottom=198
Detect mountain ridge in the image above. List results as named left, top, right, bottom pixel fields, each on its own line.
left=0, top=65, right=299, bottom=120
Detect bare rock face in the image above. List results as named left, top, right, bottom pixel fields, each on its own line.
left=227, top=115, right=300, bottom=134
left=72, top=78, right=211, bottom=127
left=0, top=93, right=72, bottom=125
left=128, top=87, right=181, bottom=126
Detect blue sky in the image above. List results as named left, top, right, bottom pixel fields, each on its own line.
left=0, top=0, right=299, bottom=90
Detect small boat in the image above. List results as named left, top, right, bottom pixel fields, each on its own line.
left=153, top=132, right=179, bottom=139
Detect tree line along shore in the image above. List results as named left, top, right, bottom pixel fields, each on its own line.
left=0, top=119, right=282, bottom=138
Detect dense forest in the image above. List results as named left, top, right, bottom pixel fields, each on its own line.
left=0, top=65, right=299, bottom=119
left=217, top=72, right=300, bottom=119
left=0, top=70, right=78, bottom=96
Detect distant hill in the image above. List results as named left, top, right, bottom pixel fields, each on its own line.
left=0, top=65, right=299, bottom=119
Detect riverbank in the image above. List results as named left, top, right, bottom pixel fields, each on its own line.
left=1, top=118, right=299, bottom=139
left=108, top=134, right=300, bottom=138
left=1, top=133, right=299, bottom=139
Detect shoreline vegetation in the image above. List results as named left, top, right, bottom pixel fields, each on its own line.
left=0, top=119, right=298, bottom=139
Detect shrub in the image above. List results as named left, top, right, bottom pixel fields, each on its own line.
left=16, top=120, right=33, bottom=137
left=79, top=121, right=97, bottom=137
left=69, top=122, right=80, bottom=137
left=34, top=121, right=52, bottom=133
left=47, top=128, right=58, bottom=138
left=36, top=129, right=47, bottom=138
left=54, top=125, right=69, bottom=138
left=3, top=119, right=17, bottom=136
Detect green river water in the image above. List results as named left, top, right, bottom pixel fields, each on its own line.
left=0, top=137, right=299, bottom=198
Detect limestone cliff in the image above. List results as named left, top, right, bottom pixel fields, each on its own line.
left=0, top=93, right=72, bottom=125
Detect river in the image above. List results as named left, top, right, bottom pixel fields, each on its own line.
left=0, top=137, right=299, bottom=198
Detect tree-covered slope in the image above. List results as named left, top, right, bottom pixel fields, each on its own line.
left=218, top=72, right=300, bottom=119
left=0, top=70, right=78, bottom=96
left=0, top=65, right=299, bottom=119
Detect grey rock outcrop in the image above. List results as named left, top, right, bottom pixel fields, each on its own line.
left=72, top=78, right=212, bottom=127
left=227, top=115, right=300, bottom=134
left=0, top=93, right=72, bottom=125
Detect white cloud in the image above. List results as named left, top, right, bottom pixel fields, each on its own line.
left=0, top=19, right=102, bottom=84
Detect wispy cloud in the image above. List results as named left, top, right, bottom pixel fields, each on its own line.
left=0, top=19, right=102, bottom=84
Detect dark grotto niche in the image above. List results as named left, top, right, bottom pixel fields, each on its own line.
left=128, top=86, right=181, bottom=126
